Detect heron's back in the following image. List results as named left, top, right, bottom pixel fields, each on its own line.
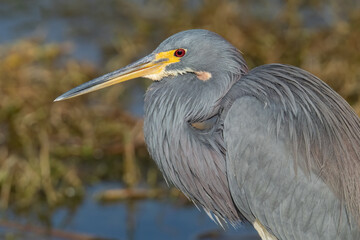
left=222, top=64, right=360, bottom=239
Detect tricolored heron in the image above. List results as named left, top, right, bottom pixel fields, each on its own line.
left=55, top=29, right=360, bottom=240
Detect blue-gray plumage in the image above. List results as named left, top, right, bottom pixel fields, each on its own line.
left=55, top=29, right=360, bottom=239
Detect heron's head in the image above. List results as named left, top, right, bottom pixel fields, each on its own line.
left=55, top=29, right=247, bottom=101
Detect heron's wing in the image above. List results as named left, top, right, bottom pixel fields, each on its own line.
left=222, top=64, right=360, bottom=239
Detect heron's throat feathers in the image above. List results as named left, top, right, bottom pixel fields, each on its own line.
left=145, top=67, right=212, bottom=81
left=145, top=67, right=193, bottom=81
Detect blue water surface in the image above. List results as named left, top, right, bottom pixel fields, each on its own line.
left=49, top=182, right=259, bottom=240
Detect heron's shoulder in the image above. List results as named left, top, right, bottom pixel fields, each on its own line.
left=222, top=62, right=339, bottom=116
left=221, top=63, right=302, bottom=106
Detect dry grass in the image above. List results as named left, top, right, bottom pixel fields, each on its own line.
left=0, top=39, right=149, bottom=210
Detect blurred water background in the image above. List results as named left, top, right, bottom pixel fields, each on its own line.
left=0, top=0, right=360, bottom=239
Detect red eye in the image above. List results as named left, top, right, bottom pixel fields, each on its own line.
left=174, top=48, right=186, bottom=57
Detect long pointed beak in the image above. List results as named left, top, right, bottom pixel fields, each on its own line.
left=54, top=53, right=166, bottom=102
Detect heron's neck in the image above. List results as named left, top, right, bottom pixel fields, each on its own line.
left=144, top=76, right=241, bottom=224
